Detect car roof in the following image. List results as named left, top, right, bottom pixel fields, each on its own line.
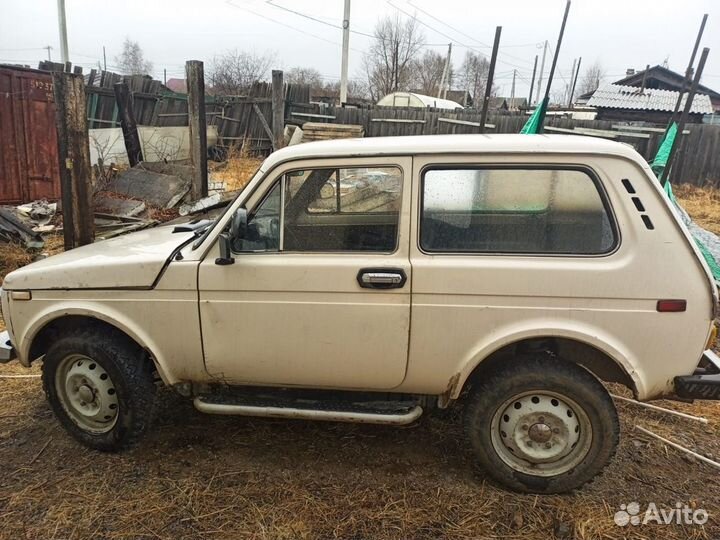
left=262, top=134, right=643, bottom=170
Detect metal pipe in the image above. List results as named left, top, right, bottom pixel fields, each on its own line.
left=57, top=0, right=69, bottom=64
left=479, top=26, right=501, bottom=133
left=537, top=0, right=572, bottom=133
left=659, top=47, right=710, bottom=186
left=528, top=54, right=538, bottom=105
left=339, top=0, right=351, bottom=104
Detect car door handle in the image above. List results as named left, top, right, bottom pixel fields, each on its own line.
left=357, top=268, right=407, bottom=289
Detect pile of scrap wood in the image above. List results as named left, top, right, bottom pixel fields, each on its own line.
left=301, top=122, right=364, bottom=142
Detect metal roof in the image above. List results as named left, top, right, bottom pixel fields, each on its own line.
left=587, top=84, right=714, bottom=114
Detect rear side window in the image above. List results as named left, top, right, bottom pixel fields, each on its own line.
left=420, top=167, right=616, bottom=254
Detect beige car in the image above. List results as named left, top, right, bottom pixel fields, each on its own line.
left=1, top=134, right=718, bottom=493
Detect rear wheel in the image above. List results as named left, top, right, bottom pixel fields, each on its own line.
left=42, top=327, right=157, bottom=451
left=464, top=355, right=619, bottom=493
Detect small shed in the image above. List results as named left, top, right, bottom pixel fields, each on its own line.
left=587, top=84, right=713, bottom=123
left=377, top=92, right=462, bottom=110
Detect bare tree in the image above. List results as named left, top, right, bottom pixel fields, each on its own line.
left=410, top=50, right=447, bottom=96
left=318, top=79, right=371, bottom=102
left=363, top=15, right=425, bottom=100
left=115, top=38, right=153, bottom=75
left=458, top=51, right=495, bottom=106
left=208, top=50, right=275, bottom=95
left=286, top=67, right=323, bottom=90
left=578, top=60, right=606, bottom=96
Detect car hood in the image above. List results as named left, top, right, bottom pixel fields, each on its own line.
left=2, top=225, right=193, bottom=290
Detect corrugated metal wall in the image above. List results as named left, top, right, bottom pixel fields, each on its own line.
left=0, top=66, right=61, bottom=203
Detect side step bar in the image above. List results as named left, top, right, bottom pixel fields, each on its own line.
left=675, top=350, right=720, bottom=400
left=193, top=397, right=423, bottom=426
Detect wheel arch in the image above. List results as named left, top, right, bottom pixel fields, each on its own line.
left=23, top=308, right=173, bottom=384
left=451, top=329, right=642, bottom=401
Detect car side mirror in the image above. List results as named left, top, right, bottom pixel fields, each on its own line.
left=230, top=207, right=248, bottom=241
left=215, top=207, right=247, bottom=266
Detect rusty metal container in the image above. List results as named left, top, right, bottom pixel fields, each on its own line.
left=0, top=65, right=61, bottom=204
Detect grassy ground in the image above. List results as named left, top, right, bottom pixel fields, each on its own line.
left=0, top=183, right=719, bottom=539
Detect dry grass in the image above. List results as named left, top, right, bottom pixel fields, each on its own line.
left=674, top=184, right=720, bottom=236
left=1, top=180, right=720, bottom=539
left=210, top=146, right=263, bottom=192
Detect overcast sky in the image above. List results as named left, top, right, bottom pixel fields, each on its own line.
left=1, top=0, right=718, bottom=99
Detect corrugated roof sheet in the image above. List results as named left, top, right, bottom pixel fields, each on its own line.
left=587, top=84, right=713, bottom=114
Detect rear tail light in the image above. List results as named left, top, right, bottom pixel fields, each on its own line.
left=656, top=299, right=687, bottom=312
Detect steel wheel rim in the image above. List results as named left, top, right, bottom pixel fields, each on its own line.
left=490, top=390, right=593, bottom=477
left=55, top=354, right=118, bottom=434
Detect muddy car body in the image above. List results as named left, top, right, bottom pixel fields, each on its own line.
left=2, top=134, right=718, bottom=493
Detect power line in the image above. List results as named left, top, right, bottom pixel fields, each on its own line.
left=225, top=0, right=363, bottom=52
left=265, top=0, right=375, bottom=38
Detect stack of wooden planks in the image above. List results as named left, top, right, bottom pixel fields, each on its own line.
left=301, top=122, right=364, bottom=142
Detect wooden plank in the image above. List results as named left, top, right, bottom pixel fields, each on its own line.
left=370, top=118, right=426, bottom=124
left=52, top=72, right=95, bottom=248
left=438, top=117, right=496, bottom=129
left=186, top=60, right=208, bottom=200
left=113, top=81, right=144, bottom=166
left=252, top=103, right=275, bottom=143
left=291, top=112, right=337, bottom=119
left=611, top=124, right=691, bottom=135
left=574, top=127, right=650, bottom=139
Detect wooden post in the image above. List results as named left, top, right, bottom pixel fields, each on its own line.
left=659, top=47, right=709, bottom=186
left=528, top=55, right=538, bottom=105
left=479, top=26, right=502, bottom=134
left=271, top=69, right=285, bottom=151
left=537, top=0, right=572, bottom=133
left=52, top=72, right=94, bottom=249
left=113, top=81, right=144, bottom=167
left=186, top=60, right=208, bottom=199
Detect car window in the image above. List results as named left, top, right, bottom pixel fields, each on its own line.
left=234, top=181, right=281, bottom=252
left=235, top=166, right=403, bottom=253
left=420, top=167, right=616, bottom=254
left=283, top=166, right=402, bottom=252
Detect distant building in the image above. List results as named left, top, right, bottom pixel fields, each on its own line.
left=165, top=78, right=187, bottom=93
left=578, top=65, right=720, bottom=113
left=377, top=92, right=463, bottom=110
left=587, top=84, right=714, bottom=123
left=484, top=97, right=528, bottom=111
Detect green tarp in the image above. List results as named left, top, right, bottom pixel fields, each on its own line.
left=520, top=99, right=547, bottom=134
left=653, top=123, right=720, bottom=282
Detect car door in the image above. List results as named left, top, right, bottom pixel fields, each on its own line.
left=198, top=156, right=412, bottom=390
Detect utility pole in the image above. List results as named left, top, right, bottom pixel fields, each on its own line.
left=568, top=56, right=582, bottom=107
left=510, top=69, right=516, bottom=101
left=339, top=0, right=351, bottom=105
left=528, top=55, right=538, bottom=105
left=102, top=45, right=107, bottom=71
left=57, top=0, right=69, bottom=65
left=567, top=58, right=576, bottom=105
left=44, top=45, right=53, bottom=61
left=438, top=43, right=452, bottom=99
left=163, top=68, right=167, bottom=86
left=535, top=40, right=548, bottom=104
left=479, top=26, right=502, bottom=133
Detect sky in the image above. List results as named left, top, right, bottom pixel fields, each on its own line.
left=1, top=0, right=719, bottom=100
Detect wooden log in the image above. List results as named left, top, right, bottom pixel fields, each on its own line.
left=52, top=72, right=95, bottom=249
left=252, top=103, right=275, bottom=144
left=113, top=81, right=144, bottom=166
left=272, top=70, right=285, bottom=150
left=186, top=60, right=208, bottom=200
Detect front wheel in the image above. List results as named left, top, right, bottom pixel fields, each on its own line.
left=464, top=355, right=619, bottom=493
left=42, top=327, right=157, bottom=451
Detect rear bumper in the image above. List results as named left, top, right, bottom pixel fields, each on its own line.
left=0, top=330, right=16, bottom=363
left=674, top=349, right=720, bottom=400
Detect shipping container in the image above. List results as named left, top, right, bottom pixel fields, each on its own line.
left=0, top=65, right=61, bottom=204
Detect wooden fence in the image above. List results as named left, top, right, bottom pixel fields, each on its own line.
left=76, top=66, right=719, bottom=186
left=284, top=103, right=720, bottom=186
